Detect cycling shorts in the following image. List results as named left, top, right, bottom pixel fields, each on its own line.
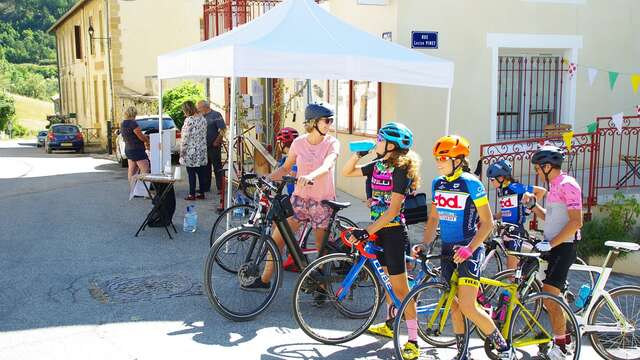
left=441, top=243, right=485, bottom=288
left=374, top=225, right=410, bottom=276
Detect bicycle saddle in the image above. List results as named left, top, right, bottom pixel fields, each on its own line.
left=321, top=200, right=351, bottom=211
left=605, top=241, right=640, bottom=252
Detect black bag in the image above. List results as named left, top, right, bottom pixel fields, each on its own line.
left=403, top=192, right=428, bottom=225
left=148, top=183, right=176, bottom=227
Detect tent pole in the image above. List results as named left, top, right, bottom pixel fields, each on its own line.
left=306, top=79, right=312, bottom=104
left=158, top=79, right=164, bottom=174
left=445, top=87, right=452, bottom=135
left=226, top=77, right=237, bottom=210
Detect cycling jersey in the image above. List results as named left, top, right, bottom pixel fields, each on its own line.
left=545, top=172, right=582, bottom=243
left=498, top=182, right=533, bottom=226
left=432, top=169, right=489, bottom=244
left=361, top=160, right=410, bottom=225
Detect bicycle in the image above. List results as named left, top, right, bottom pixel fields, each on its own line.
left=292, top=227, right=450, bottom=345
left=393, top=251, right=581, bottom=360
left=204, top=176, right=357, bottom=321
left=491, top=241, right=640, bottom=359
left=209, top=173, right=259, bottom=247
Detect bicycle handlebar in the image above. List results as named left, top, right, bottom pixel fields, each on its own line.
left=339, top=228, right=378, bottom=259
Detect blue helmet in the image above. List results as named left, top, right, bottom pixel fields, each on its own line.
left=304, top=103, right=334, bottom=122
left=378, top=122, right=413, bottom=150
left=487, top=159, right=512, bottom=179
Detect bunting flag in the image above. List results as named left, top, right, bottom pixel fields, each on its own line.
left=587, top=68, right=598, bottom=86
left=632, top=74, right=640, bottom=94
left=636, top=105, right=640, bottom=116
left=586, top=122, right=598, bottom=133
left=612, top=112, right=624, bottom=133
left=609, top=71, right=620, bottom=90
left=562, top=131, right=574, bottom=151
left=568, top=63, right=577, bottom=79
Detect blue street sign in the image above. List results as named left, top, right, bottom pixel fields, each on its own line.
left=411, top=31, right=438, bottom=49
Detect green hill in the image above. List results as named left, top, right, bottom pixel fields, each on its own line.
left=11, top=93, right=53, bottom=131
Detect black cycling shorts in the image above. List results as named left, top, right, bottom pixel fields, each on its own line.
left=374, top=225, right=410, bottom=276
left=543, top=242, right=577, bottom=290
left=441, top=243, right=485, bottom=288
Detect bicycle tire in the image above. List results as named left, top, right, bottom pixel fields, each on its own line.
left=204, top=227, right=281, bottom=322
left=209, top=204, right=257, bottom=247
left=496, top=292, right=581, bottom=360
left=482, top=245, right=504, bottom=279
left=292, top=253, right=381, bottom=344
left=588, top=285, right=640, bottom=360
left=393, top=281, right=469, bottom=356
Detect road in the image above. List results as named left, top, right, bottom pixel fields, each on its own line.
left=0, top=139, right=623, bottom=359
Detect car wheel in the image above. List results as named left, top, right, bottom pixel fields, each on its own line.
left=77, top=146, right=84, bottom=154
left=46, top=146, right=52, bottom=154
left=120, top=157, right=128, bottom=168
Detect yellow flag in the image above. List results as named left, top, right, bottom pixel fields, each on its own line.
left=632, top=74, right=640, bottom=94
left=563, top=131, right=574, bottom=151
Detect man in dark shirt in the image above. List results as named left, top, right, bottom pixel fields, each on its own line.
left=197, top=100, right=226, bottom=194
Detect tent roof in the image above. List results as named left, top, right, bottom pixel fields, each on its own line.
left=157, top=0, right=453, bottom=88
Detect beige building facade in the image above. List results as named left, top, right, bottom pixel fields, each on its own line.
left=49, top=0, right=202, bottom=149
left=268, top=0, right=639, bottom=198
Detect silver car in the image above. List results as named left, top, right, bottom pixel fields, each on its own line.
left=37, top=130, right=48, bottom=147
left=115, top=116, right=181, bottom=167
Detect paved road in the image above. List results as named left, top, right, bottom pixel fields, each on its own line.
left=0, top=139, right=632, bottom=359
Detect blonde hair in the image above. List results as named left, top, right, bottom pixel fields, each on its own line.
left=388, top=149, right=422, bottom=191
left=124, top=106, right=137, bottom=120
left=303, top=119, right=316, bottom=133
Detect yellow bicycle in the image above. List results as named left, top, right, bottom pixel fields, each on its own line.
left=393, top=262, right=581, bottom=359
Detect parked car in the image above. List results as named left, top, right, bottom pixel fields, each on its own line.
left=115, top=116, right=180, bottom=167
left=45, top=124, right=84, bottom=154
left=36, top=130, right=48, bottom=147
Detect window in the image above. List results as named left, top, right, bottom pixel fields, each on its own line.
left=93, top=78, right=99, bottom=123
left=88, top=17, right=95, bottom=55
left=352, top=81, right=379, bottom=135
left=327, top=80, right=350, bottom=132
left=98, top=11, right=104, bottom=54
left=496, top=55, right=564, bottom=140
left=102, top=79, right=109, bottom=123
left=74, top=25, right=82, bottom=60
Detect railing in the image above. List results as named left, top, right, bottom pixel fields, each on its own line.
left=480, top=115, right=640, bottom=223
left=82, top=128, right=101, bottom=144
left=203, top=0, right=281, bottom=39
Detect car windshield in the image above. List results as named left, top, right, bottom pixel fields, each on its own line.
left=136, top=118, right=175, bottom=131
left=53, top=126, right=79, bottom=134
left=39, top=131, right=48, bottom=136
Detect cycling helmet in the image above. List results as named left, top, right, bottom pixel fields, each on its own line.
left=304, top=103, right=334, bottom=122
left=378, top=122, right=414, bottom=150
left=276, top=127, right=299, bottom=146
left=487, top=159, right=513, bottom=179
left=433, top=135, right=470, bottom=158
left=531, top=145, right=564, bottom=168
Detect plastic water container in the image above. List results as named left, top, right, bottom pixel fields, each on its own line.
left=349, top=140, right=375, bottom=153
left=575, top=283, right=592, bottom=309
left=183, top=205, right=197, bottom=233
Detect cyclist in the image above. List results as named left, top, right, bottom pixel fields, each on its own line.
left=342, top=122, right=421, bottom=360
left=275, top=127, right=299, bottom=195
left=486, top=159, right=546, bottom=271
left=241, top=103, right=340, bottom=291
left=523, top=145, right=583, bottom=360
left=415, top=135, right=514, bottom=360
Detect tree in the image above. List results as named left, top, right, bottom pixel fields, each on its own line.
left=0, top=90, right=16, bottom=131
left=161, top=82, right=205, bottom=129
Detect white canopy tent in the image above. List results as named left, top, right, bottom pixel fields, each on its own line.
left=157, top=0, right=454, bottom=208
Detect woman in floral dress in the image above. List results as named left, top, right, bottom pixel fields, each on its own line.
left=179, top=100, right=208, bottom=200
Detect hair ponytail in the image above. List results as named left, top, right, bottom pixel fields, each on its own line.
left=388, top=149, right=421, bottom=191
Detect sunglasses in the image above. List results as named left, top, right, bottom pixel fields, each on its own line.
left=434, top=155, right=451, bottom=162
left=377, top=134, right=385, bottom=143
left=320, top=117, right=334, bottom=125
left=489, top=177, right=497, bottom=182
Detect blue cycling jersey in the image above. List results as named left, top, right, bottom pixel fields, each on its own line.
left=498, top=182, right=533, bottom=226
left=432, top=170, right=489, bottom=244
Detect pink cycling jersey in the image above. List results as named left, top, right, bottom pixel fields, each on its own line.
left=544, top=172, right=582, bottom=242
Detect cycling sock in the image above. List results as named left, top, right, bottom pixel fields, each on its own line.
left=554, top=334, right=570, bottom=352
left=406, top=319, right=418, bottom=342
left=488, top=330, right=509, bottom=352
left=455, top=334, right=466, bottom=354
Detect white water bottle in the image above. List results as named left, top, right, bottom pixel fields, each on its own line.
left=183, top=205, right=197, bottom=233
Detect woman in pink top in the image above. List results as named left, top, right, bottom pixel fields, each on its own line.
left=242, top=103, right=340, bottom=291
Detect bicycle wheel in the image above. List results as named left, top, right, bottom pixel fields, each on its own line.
left=292, top=253, right=381, bottom=344
left=481, top=245, right=504, bottom=280
left=566, top=256, right=595, bottom=313
left=394, top=282, right=467, bottom=351
left=209, top=204, right=256, bottom=247
left=492, top=292, right=581, bottom=360
left=204, top=227, right=281, bottom=322
left=588, top=285, right=640, bottom=360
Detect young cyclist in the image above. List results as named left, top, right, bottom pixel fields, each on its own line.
left=342, top=122, right=421, bottom=360
left=242, top=103, right=339, bottom=291
left=523, top=145, right=583, bottom=360
left=415, top=135, right=514, bottom=360
left=486, top=159, right=546, bottom=270
left=275, top=127, right=299, bottom=195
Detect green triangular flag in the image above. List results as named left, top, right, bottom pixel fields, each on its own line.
left=586, top=122, right=598, bottom=133
left=609, top=71, right=620, bottom=90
